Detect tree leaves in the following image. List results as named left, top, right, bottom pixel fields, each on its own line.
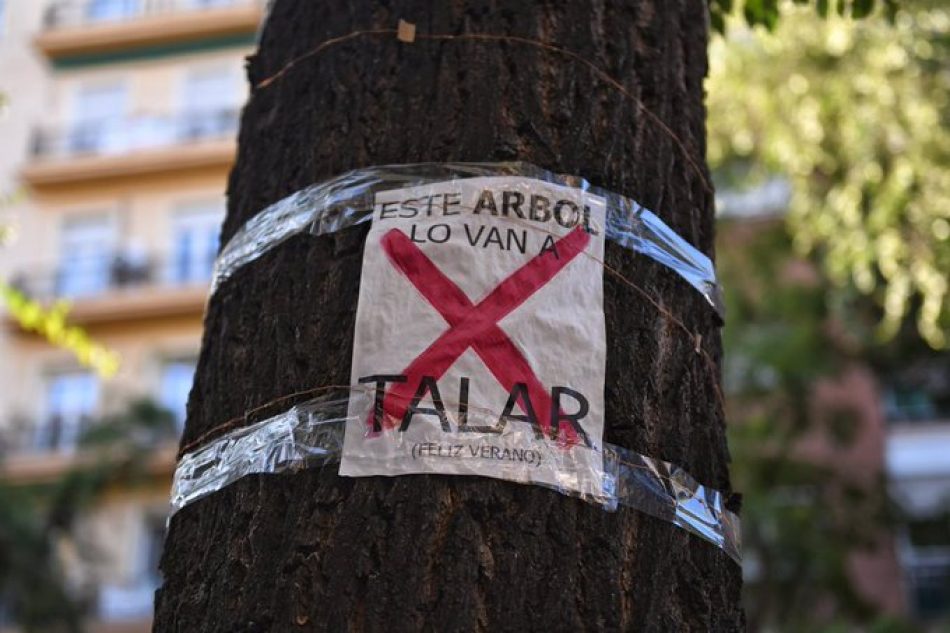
left=708, top=0, right=899, bottom=32
left=707, top=4, right=950, bottom=347
left=717, top=223, right=903, bottom=629
left=743, top=0, right=781, bottom=30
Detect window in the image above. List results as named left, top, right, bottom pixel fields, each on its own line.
left=188, top=0, right=237, bottom=9
left=181, top=65, right=237, bottom=139
left=71, top=82, right=127, bottom=154
left=907, top=560, right=950, bottom=620
left=183, top=66, right=236, bottom=112
left=0, top=0, right=7, bottom=39
left=38, top=372, right=98, bottom=452
left=903, top=515, right=950, bottom=620
left=85, top=0, right=140, bottom=23
left=141, top=512, right=166, bottom=585
left=170, top=205, right=221, bottom=284
left=883, top=361, right=950, bottom=424
left=57, top=215, right=115, bottom=298
left=885, top=387, right=936, bottom=423
left=0, top=596, right=11, bottom=627
left=160, top=360, right=196, bottom=432
left=97, top=509, right=166, bottom=621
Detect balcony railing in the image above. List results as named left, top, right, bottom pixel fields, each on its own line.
left=30, top=414, right=93, bottom=453
left=44, top=0, right=263, bottom=30
left=7, top=249, right=216, bottom=304
left=902, top=548, right=950, bottom=620
left=97, top=578, right=160, bottom=622
left=0, top=414, right=118, bottom=454
left=31, top=108, right=239, bottom=161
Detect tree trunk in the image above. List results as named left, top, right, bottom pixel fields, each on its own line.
left=155, top=1, right=742, bottom=631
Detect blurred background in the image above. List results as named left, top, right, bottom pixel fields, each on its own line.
left=0, top=1, right=946, bottom=631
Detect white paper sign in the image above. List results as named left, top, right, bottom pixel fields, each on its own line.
left=340, top=176, right=608, bottom=499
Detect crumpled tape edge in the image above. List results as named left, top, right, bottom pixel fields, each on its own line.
left=210, top=162, right=724, bottom=317
left=170, top=394, right=741, bottom=564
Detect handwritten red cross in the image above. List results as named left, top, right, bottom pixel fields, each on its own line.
left=371, top=225, right=591, bottom=445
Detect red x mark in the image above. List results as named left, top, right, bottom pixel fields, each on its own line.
left=372, top=225, right=591, bottom=445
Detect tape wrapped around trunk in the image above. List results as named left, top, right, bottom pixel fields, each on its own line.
left=183, top=163, right=736, bottom=562
left=170, top=391, right=741, bottom=564
left=211, top=162, right=724, bottom=317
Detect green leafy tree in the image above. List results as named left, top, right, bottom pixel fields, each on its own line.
left=708, top=1, right=950, bottom=347
left=717, top=221, right=909, bottom=630
left=0, top=400, right=175, bottom=632
left=708, top=0, right=899, bottom=33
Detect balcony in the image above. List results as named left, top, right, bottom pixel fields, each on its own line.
left=5, top=249, right=213, bottom=326
left=22, top=109, right=238, bottom=188
left=897, top=519, right=950, bottom=621
left=886, top=420, right=950, bottom=517
left=0, top=415, right=178, bottom=483
left=36, top=0, right=264, bottom=61
left=904, top=554, right=950, bottom=621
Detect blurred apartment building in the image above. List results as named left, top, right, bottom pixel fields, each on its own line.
left=0, top=0, right=262, bottom=630
left=884, top=359, right=950, bottom=621
left=719, top=184, right=950, bottom=625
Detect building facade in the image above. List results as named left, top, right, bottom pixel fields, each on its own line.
left=884, top=361, right=950, bottom=622
left=718, top=184, right=950, bottom=627
left=0, top=1, right=262, bottom=630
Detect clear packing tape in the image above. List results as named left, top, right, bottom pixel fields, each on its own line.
left=171, top=391, right=741, bottom=564
left=180, top=163, right=738, bottom=563
left=211, top=162, right=724, bottom=318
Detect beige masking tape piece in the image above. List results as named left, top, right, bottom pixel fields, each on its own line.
left=397, top=19, right=417, bottom=43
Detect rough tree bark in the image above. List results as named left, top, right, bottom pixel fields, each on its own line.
left=155, top=1, right=742, bottom=631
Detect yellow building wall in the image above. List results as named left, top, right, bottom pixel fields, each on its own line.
left=1, top=45, right=247, bottom=428
left=0, top=2, right=257, bottom=627
left=4, top=314, right=205, bottom=425
left=15, top=165, right=230, bottom=269
left=48, top=48, right=245, bottom=128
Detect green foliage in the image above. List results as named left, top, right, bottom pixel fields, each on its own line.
left=0, top=485, right=84, bottom=633
left=0, top=284, right=120, bottom=378
left=0, top=399, right=175, bottom=631
left=78, top=398, right=176, bottom=450
left=709, top=0, right=898, bottom=33
left=719, top=221, right=905, bottom=630
left=708, top=2, right=950, bottom=348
